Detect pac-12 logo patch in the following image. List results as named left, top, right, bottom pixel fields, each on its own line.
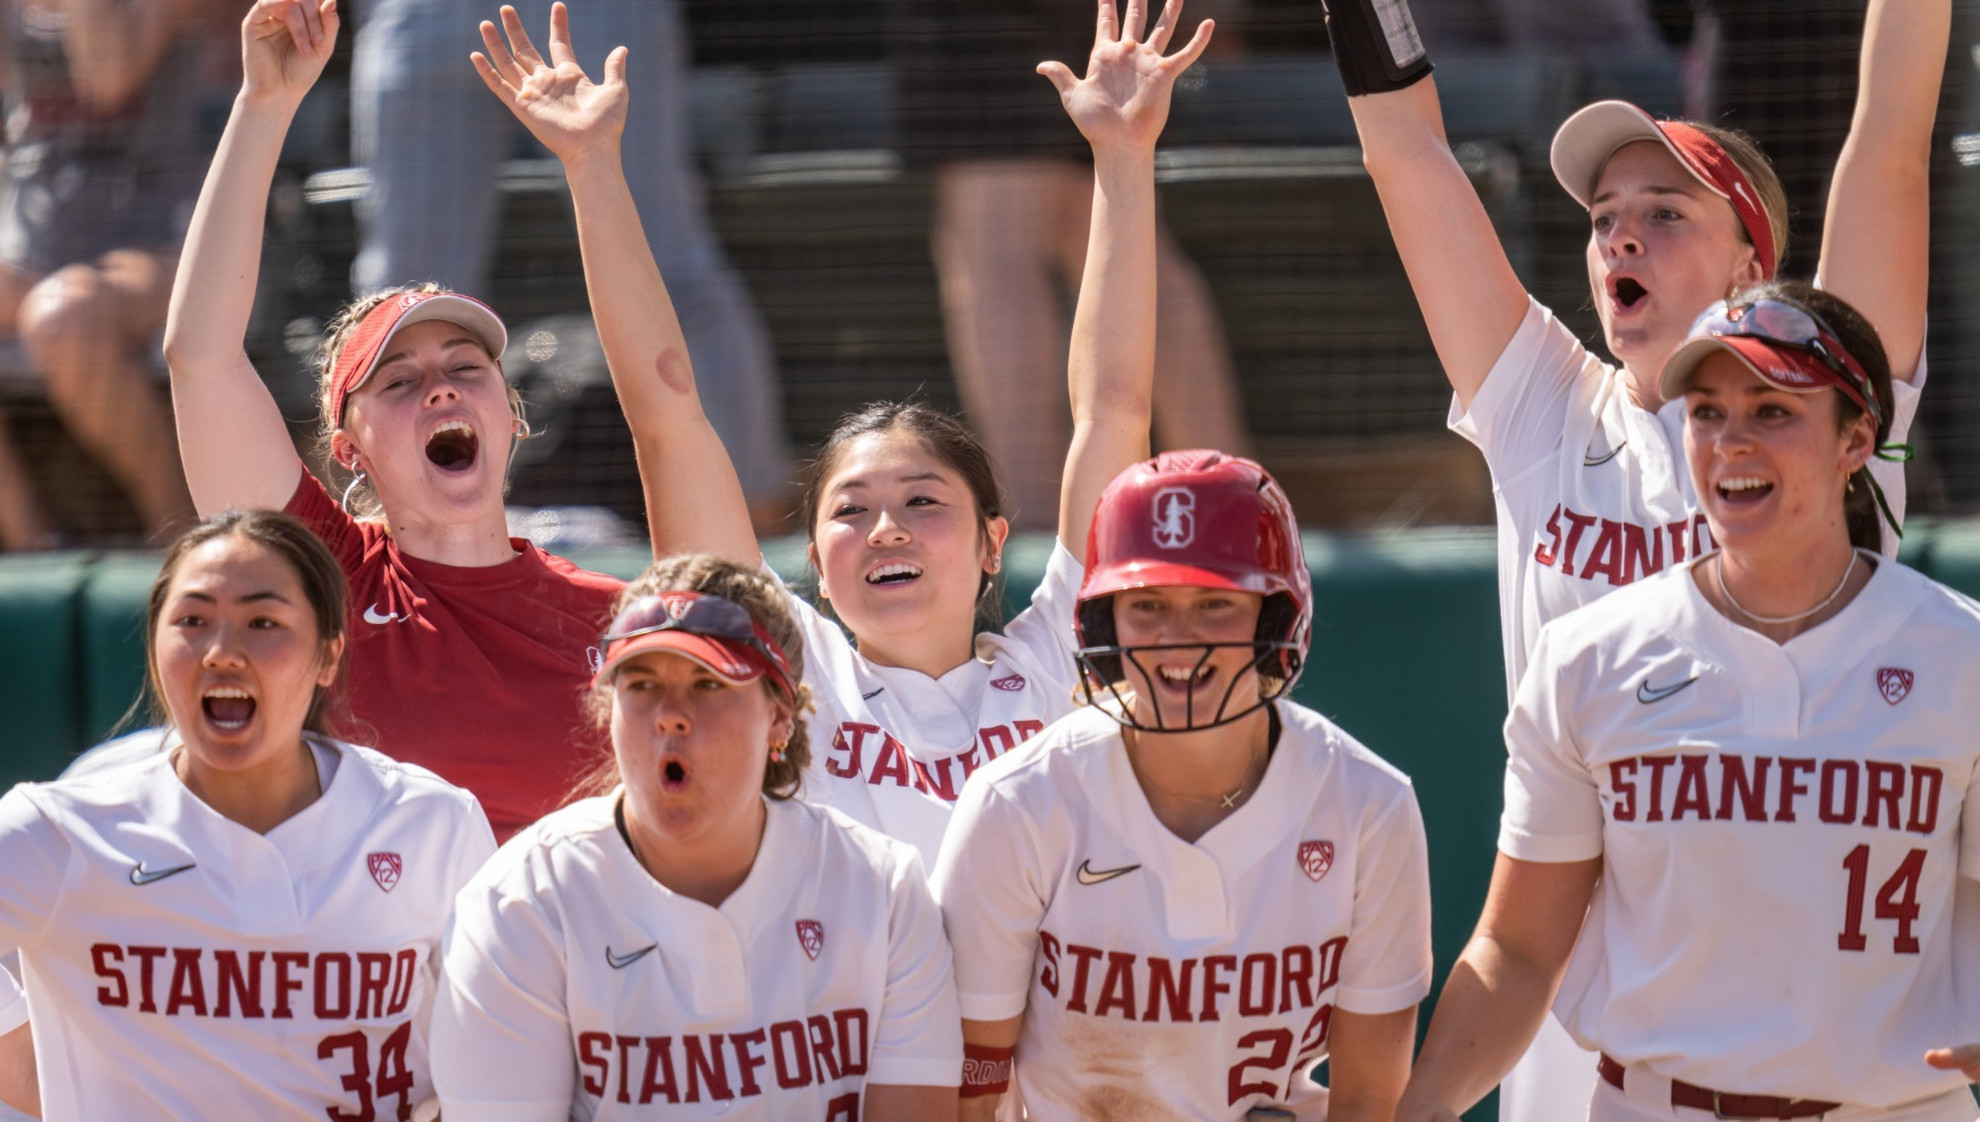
left=1151, top=486, right=1196, bottom=550
left=368, top=852, right=403, bottom=893
left=796, top=920, right=824, bottom=960
left=989, top=672, right=1026, bottom=692
left=1298, top=840, right=1334, bottom=882
left=1878, top=668, right=1914, bottom=705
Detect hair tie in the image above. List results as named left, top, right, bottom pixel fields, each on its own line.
left=1873, top=442, right=1915, bottom=464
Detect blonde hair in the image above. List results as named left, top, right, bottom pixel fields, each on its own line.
left=311, top=282, right=527, bottom=519
left=571, top=554, right=815, bottom=803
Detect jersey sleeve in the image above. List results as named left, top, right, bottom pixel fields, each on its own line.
left=0, top=789, right=68, bottom=954
left=1335, top=788, right=1433, bottom=1015
left=283, top=466, right=367, bottom=572
left=1447, top=297, right=1592, bottom=484
left=428, top=861, right=576, bottom=1121
left=1871, top=362, right=1925, bottom=560
left=995, top=540, right=1084, bottom=691
left=931, top=781, right=1050, bottom=1023
left=1497, top=627, right=1606, bottom=862
left=868, top=851, right=965, bottom=1088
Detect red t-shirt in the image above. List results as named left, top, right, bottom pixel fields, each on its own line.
left=286, top=470, right=624, bottom=838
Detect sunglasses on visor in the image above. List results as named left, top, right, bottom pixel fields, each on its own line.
left=1692, top=298, right=1881, bottom=427
left=602, top=592, right=795, bottom=700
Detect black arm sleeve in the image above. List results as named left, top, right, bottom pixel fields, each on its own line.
left=1320, top=0, right=1434, bottom=97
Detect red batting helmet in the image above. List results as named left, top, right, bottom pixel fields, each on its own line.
left=1075, top=450, right=1311, bottom=729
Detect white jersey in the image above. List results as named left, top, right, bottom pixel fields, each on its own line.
left=429, top=793, right=963, bottom=1120
left=1502, top=556, right=1980, bottom=1107
left=934, top=703, right=1432, bottom=1122
left=0, top=735, right=495, bottom=1122
left=1452, top=296, right=1920, bottom=698
left=788, top=541, right=1085, bottom=866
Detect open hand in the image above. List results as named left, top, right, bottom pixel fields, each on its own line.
left=472, top=2, right=628, bottom=165
left=241, top=0, right=338, bottom=105
left=1037, top=0, right=1213, bottom=155
left=1925, top=1043, right=1980, bottom=1082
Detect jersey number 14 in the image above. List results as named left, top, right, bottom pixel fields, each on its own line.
left=1838, top=845, right=1926, bottom=954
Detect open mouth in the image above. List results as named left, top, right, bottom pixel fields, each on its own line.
left=425, top=420, right=479, bottom=471
left=1154, top=663, right=1215, bottom=693
left=660, top=758, right=689, bottom=792
left=1717, top=475, right=1774, bottom=504
left=865, top=562, right=923, bottom=587
left=1610, top=276, right=1649, bottom=312
left=202, top=685, right=256, bottom=730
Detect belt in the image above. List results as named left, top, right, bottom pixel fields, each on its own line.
left=1597, top=1054, right=1841, bottom=1119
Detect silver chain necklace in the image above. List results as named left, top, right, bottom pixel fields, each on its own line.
left=1716, top=551, right=1857, bottom=626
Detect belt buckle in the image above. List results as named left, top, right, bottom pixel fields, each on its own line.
left=1712, top=1091, right=1733, bottom=1121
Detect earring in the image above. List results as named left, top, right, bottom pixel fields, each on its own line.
left=339, top=467, right=369, bottom=513
left=1847, top=473, right=1857, bottom=494
left=769, top=740, right=788, bottom=764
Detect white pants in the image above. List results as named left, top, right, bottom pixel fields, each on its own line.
left=1590, top=1072, right=1978, bottom=1122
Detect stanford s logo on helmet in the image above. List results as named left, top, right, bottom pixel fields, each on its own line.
left=1151, top=486, right=1196, bottom=549
left=1075, top=450, right=1312, bottom=732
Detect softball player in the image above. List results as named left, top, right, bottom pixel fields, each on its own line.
left=164, top=0, right=625, bottom=840
left=471, top=0, right=1208, bottom=865
left=0, top=509, right=494, bottom=1120
left=429, top=555, right=962, bottom=1120
left=1399, top=284, right=1980, bottom=1121
left=1325, top=0, right=1947, bottom=1113
left=935, top=451, right=1432, bottom=1121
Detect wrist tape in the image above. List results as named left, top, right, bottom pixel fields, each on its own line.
left=960, top=1042, right=1014, bottom=1098
left=1321, top=0, right=1433, bottom=97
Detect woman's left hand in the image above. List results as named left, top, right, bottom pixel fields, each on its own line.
left=1037, top=0, right=1214, bottom=156
left=471, top=1, right=627, bottom=165
left=1925, top=1043, right=1980, bottom=1081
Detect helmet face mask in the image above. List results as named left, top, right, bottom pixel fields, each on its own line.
left=1076, top=634, right=1300, bottom=732
left=1074, top=450, right=1312, bottom=733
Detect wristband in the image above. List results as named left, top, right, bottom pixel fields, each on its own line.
left=960, top=1042, right=1014, bottom=1098
left=1319, top=0, right=1433, bottom=97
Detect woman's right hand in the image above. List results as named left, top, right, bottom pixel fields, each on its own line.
left=241, top=0, right=338, bottom=106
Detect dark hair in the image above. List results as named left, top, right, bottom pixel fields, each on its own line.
left=574, top=554, right=815, bottom=802
left=139, top=510, right=350, bottom=735
left=799, top=401, right=1009, bottom=623
left=1728, top=279, right=1896, bottom=552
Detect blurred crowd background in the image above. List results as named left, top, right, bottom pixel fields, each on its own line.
left=3, top=0, right=1976, bottom=551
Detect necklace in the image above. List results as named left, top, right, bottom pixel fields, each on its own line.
left=1716, top=551, right=1858, bottom=626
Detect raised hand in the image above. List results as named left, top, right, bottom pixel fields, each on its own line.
left=241, top=0, right=338, bottom=105
left=1037, top=0, right=1213, bottom=155
left=472, top=2, right=628, bottom=166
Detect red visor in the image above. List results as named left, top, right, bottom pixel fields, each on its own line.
left=327, top=292, right=508, bottom=426
left=1659, top=297, right=1880, bottom=424
left=594, top=591, right=797, bottom=703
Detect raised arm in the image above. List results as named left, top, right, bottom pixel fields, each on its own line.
left=162, top=0, right=337, bottom=515
left=1048, top=0, right=1213, bottom=558
left=1815, top=0, right=1949, bottom=385
left=1334, top=0, right=1529, bottom=410
left=473, top=3, right=757, bottom=565
left=1395, top=854, right=1600, bottom=1119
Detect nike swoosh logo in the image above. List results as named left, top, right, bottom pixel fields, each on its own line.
left=1583, top=440, right=1627, bottom=467
left=129, top=862, right=196, bottom=886
left=605, top=944, right=657, bottom=970
left=363, top=604, right=406, bottom=625
left=1636, top=676, right=1699, bottom=704
left=1075, top=860, right=1140, bottom=886
left=860, top=687, right=884, bottom=700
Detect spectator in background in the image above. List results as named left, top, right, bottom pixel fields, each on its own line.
left=892, top=0, right=1250, bottom=529
left=350, top=0, right=794, bottom=528
left=0, top=0, right=220, bottom=550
